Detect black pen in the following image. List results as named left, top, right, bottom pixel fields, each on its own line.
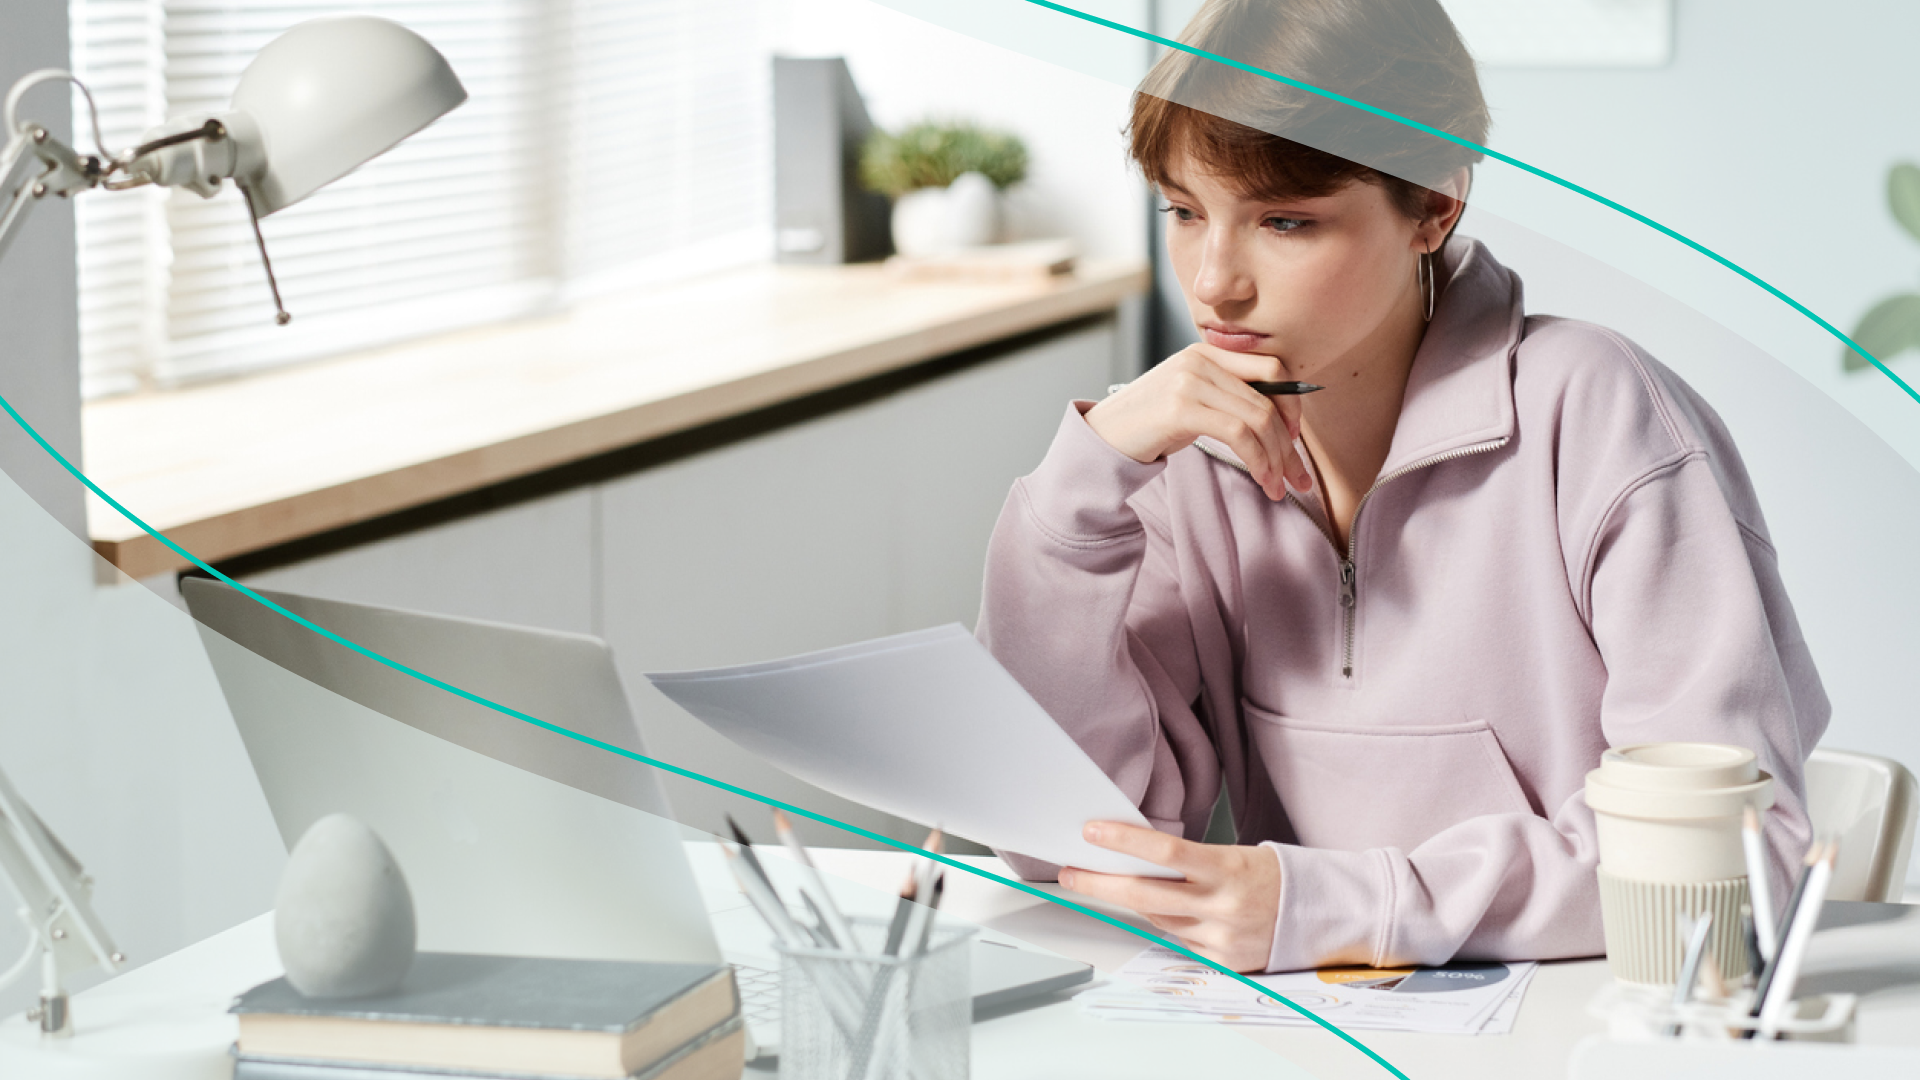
left=1248, top=381, right=1323, bottom=395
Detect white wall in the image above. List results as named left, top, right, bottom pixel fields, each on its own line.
left=1465, top=0, right=1920, bottom=474
left=0, top=0, right=85, bottom=539
left=775, top=0, right=1152, bottom=264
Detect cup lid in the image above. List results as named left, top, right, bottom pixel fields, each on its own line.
left=1596, top=742, right=1758, bottom=792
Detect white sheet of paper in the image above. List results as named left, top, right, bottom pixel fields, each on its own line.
left=644, top=624, right=1180, bottom=878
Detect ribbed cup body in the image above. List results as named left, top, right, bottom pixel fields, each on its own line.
left=1596, top=867, right=1751, bottom=985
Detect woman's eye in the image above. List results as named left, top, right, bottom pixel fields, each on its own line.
left=1157, top=204, right=1197, bottom=223
left=1264, top=216, right=1307, bottom=233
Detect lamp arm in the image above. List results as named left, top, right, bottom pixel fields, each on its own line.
left=3, top=67, right=294, bottom=326
left=0, top=762, right=122, bottom=1040
left=1, top=69, right=109, bottom=265
left=0, top=125, right=100, bottom=268
left=0, top=132, right=51, bottom=266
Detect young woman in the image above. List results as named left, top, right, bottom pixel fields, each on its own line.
left=976, top=0, right=1828, bottom=973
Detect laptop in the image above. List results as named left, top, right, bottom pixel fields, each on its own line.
left=179, top=576, right=1092, bottom=1057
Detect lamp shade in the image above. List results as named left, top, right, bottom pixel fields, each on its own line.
left=229, top=16, right=466, bottom=216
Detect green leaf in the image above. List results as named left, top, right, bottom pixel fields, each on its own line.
left=1842, top=293, right=1920, bottom=372
left=859, top=121, right=1028, bottom=197
left=1890, top=162, right=1920, bottom=243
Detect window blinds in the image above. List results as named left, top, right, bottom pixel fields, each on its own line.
left=71, top=0, right=774, bottom=397
left=70, top=0, right=168, bottom=399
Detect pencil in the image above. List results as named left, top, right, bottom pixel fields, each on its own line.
left=884, top=827, right=942, bottom=957
left=1746, top=838, right=1827, bottom=1034
left=1699, top=943, right=1739, bottom=1038
left=1740, top=903, right=1762, bottom=988
left=1757, top=840, right=1837, bottom=1038
left=1742, top=806, right=1777, bottom=962
left=800, top=891, right=840, bottom=950
left=723, top=843, right=864, bottom=1041
left=912, top=871, right=947, bottom=957
left=881, top=862, right=920, bottom=956
left=1664, top=912, right=1712, bottom=1037
left=725, top=814, right=772, bottom=892
left=720, top=841, right=802, bottom=947
left=773, top=810, right=858, bottom=952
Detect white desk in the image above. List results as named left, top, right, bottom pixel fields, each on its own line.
left=4, top=845, right=1918, bottom=1080
left=738, top=848, right=1621, bottom=1080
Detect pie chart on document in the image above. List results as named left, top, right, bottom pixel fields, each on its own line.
left=1317, top=962, right=1513, bottom=993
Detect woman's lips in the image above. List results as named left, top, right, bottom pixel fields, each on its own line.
left=1202, top=325, right=1269, bottom=352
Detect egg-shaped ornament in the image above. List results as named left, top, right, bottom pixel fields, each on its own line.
left=275, top=812, right=418, bottom=998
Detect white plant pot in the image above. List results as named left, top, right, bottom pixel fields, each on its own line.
left=891, top=171, right=1001, bottom=256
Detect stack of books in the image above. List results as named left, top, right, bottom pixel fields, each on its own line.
left=228, top=953, right=742, bottom=1080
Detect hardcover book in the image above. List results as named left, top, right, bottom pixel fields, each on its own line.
left=231, top=953, right=738, bottom=1079
left=231, top=1015, right=745, bottom=1080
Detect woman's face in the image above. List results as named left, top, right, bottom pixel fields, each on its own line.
left=1160, top=150, right=1453, bottom=380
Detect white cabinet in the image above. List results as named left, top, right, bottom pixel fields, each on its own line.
left=239, top=489, right=597, bottom=634
left=883, top=322, right=1130, bottom=633
left=597, top=386, right=901, bottom=847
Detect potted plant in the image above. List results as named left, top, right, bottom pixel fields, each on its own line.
left=860, top=120, right=1029, bottom=256
left=1844, top=161, right=1920, bottom=372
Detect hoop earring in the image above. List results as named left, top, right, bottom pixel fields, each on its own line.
left=1419, top=245, right=1436, bottom=322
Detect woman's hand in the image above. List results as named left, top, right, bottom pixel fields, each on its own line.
left=1085, top=343, right=1313, bottom=502
left=1058, top=820, right=1281, bottom=974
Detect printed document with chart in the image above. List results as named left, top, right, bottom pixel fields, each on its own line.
left=1079, top=945, right=1538, bottom=1035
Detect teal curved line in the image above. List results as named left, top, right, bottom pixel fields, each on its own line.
left=1019, top=0, right=1920, bottom=405
left=0, top=390, right=1410, bottom=1080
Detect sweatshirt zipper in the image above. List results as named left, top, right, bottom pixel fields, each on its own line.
left=1196, top=436, right=1511, bottom=679
left=1337, top=557, right=1357, bottom=676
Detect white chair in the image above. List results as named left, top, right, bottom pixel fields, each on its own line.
left=1803, top=748, right=1919, bottom=902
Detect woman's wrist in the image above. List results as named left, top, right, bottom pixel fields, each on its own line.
left=1012, top=401, right=1168, bottom=543
left=1083, top=394, right=1167, bottom=465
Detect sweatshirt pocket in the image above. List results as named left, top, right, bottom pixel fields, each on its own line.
left=1244, top=701, right=1535, bottom=854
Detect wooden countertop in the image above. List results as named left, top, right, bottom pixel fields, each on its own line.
left=83, top=258, right=1148, bottom=579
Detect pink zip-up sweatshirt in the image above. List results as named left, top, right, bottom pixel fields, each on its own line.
left=976, top=235, right=1829, bottom=972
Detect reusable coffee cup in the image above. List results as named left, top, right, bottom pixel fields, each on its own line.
left=1584, top=742, right=1774, bottom=986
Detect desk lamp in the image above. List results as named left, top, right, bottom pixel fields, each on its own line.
left=1, top=14, right=467, bottom=324
left=0, top=764, right=120, bottom=1037
left=0, top=15, right=463, bottom=1039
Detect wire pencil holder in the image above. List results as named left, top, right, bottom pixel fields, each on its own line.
left=776, top=916, right=973, bottom=1080
left=1589, top=980, right=1857, bottom=1043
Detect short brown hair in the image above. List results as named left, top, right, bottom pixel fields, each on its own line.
left=1130, top=0, right=1490, bottom=227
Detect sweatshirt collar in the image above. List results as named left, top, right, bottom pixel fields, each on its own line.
left=1191, top=234, right=1522, bottom=479
left=1374, top=234, right=1523, bottom=478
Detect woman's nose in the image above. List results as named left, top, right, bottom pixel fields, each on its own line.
left=1192, top=230, right=1255, bottom=309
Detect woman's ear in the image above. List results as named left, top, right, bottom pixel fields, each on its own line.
left=1419, top=166, right=1472, bottom=249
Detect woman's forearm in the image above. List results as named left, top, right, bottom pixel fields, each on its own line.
left=976, top=402, right=1214, bottom=875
